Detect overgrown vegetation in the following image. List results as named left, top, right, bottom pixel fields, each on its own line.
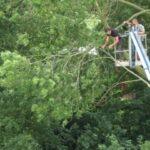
left=0, top=0, right=150, bottom=149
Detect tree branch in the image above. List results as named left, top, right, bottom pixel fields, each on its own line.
left=99, top=48, right=150, bottom=87
left=118, top=0, right=146, bottom=11
left=95, top=79, right=141, bottom=107
left=116, top=9, right=150, bottom=29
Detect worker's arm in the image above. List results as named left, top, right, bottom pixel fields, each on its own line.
left=123, top=20, right=132, bottom=26
left=138, top=29, right=145, bottom=35
left=101, top=36, right=110, bottom=48
left=123, top=21, right=132, bottom=31
left=138, top=25, right=145, bottom=35
left=108, top=36, right=120, bottom=49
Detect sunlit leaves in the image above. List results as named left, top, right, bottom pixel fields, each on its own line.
left=17, top=33, right=29, bottom=47
left=3, top=133, right=40, bottom=150
left=0, top=0, right=149, bottom=149
left=85, top=15, right=101, bottom=30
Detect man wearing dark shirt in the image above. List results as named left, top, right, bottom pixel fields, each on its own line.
left=101, top=28, right=121, bottom=49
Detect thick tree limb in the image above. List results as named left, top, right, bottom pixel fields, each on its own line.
left=116, top=9, right=150, bottom=29
left=95, top=79, right=141, bottom=107
left=99, top=48, right=150, bottom=87
left=118, top=0, right=145, bottom=11
left=116, top=0, right=150, bottom=29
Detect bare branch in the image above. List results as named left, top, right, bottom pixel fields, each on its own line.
left=95, top=79, right=141, bottom=107
left=116, top=9, right=150, bottom=29
left=99, top=48, right=150, bottom=87
left=118, top=0, right=146, bottom=11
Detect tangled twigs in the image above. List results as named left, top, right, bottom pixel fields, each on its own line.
left=99, top=48, right=150, bottom=87
left=95, top=79, right=141, bottom=107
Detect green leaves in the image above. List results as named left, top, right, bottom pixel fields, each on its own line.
left=0, top=11, right=5, bottom=20
left=32, top=0, right=42, bottom=5
left=0, top=51, right=30, bottom=91
left=17, top=33, right=29, bottom=47
left=31, top=103, right=50, bottom=122
left=141, top=141, right=150, bottom=150
left=3, top=133, right=40, bottom=150
left=0, top=0, right=150, bottom=149
left=85, top=15, right=101, bottom=30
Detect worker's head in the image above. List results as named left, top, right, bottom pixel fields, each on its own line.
left=131, top=19, right=139, bottom=25
left=105, top=28, right=112, bottom=35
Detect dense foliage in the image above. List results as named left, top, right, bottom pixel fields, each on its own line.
left=0, top=0, right=150, bottom=150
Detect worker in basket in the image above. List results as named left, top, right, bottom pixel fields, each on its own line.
left=123, top=18, right=145, bottom=35
left=100, top=28, right=123, bottom=60
left=101, top=28, right=122, bottom=49
left=123, top=19, right=145, bottom=62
